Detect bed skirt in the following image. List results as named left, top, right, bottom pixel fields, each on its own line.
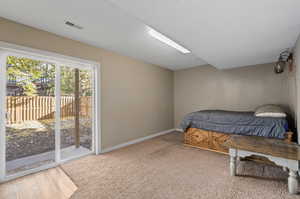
left=184, top=128, right=293, bottom=154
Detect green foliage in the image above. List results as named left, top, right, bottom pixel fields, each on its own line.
left=61, top=67, right=92, bottom=96
left=61, top=66, right=75, bottom=95
left=79, top=69, right=92, bottom=96
left=7, top=56, right=43, bottom=96
left=7, top=56, right=92, bottom=96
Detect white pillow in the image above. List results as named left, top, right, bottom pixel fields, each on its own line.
left=255, top=104, right=287, bottom=118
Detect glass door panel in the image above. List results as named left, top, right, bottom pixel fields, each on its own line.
left=60, top=66, right=93, bottom=160
left=5, top=56, right=56, bottom=175
left=0, top=49, right=96, bottom=181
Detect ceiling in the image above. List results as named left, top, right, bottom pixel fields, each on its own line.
left=0, top=1, right=300, bottom=70
left=0, top=0, right=205, bottom=70
left=108, top=0, right=300, bottom=69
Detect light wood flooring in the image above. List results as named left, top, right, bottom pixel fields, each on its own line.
left=0, top=167, right=77, bottom=199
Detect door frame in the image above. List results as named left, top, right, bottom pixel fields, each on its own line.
left=0, top=41, right=101, bottom=182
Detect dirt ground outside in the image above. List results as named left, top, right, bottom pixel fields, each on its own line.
left=6, top=118, right=92, bottom=161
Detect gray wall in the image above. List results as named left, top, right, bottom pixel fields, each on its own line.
left=0, top=17, right=174, bottom=150
left=174, top=63, right=293, bottom=127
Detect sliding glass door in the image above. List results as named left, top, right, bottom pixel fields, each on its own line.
left=60, top=66, right=94, bottom=160
left=0, top=48, right=97, bottom=181
left=5, top=56, right=56, bottom=175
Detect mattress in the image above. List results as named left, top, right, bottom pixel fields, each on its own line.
left=180, top=110, right=288, bottom=139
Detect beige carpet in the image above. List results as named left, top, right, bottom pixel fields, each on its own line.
left=61, top=132, right=299, bottom=199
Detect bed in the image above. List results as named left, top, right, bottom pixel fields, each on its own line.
left=180, top=110, right=293, bottom=154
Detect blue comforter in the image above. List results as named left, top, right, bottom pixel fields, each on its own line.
left=180, top=110, right=288, bottom=139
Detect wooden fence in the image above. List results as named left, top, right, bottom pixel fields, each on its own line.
left=6, top=96, right=92, bottom=124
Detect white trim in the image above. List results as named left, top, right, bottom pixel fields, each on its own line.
left=59, top=151, right=94, bottom=164
left=0, top=41, right=102, bottom=181
left=175, top=128, right=184, bottom=132
left=0, top=51, right=8, bottom=181
left=0, top=42, right=102, bottom=154
left=3, top=150, right=95, bottom=183
left=54, top=65, right=61, bottom=163
left=94, top=64, right=101, bottom=154
left=0, top=41, right=98, bottom=68
left=91, top=69, right=95, bottom=153
left=101, top=129, right=175, bottom=153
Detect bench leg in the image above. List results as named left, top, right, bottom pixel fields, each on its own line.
left=288, top=170, right=298, bottom=194
left=230, top=156, right=237, bottom=176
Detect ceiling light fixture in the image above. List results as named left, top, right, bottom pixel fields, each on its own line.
left=148, top=28, right=191, bottom=54
left=65, top=21, right=83, bottom=30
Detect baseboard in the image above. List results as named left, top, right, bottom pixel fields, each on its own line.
left=175, top=128, right=184, bottom=132
left=101, top=129, right=176, bottom=153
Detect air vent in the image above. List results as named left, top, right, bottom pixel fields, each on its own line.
left=65, top=21, right=83, bottom=30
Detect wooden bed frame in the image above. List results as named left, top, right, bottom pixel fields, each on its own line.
left=184, top=128, right=293, bottom=154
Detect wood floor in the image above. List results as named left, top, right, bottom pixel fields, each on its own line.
left=0, top=167, right=77, bottom=199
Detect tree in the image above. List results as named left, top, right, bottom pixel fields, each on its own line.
left=7, top=56, right=43, bottom=96
left=61, top=67, right=92, bottom=96
left=7, top=56, right=92, bottom=96
left=79, top=69, right=92, bottom=96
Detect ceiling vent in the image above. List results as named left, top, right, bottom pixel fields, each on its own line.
left=65, top=21, right=83, bottom=30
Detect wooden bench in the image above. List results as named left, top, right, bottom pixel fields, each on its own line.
left=224, top=135, right=300, bottom=194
